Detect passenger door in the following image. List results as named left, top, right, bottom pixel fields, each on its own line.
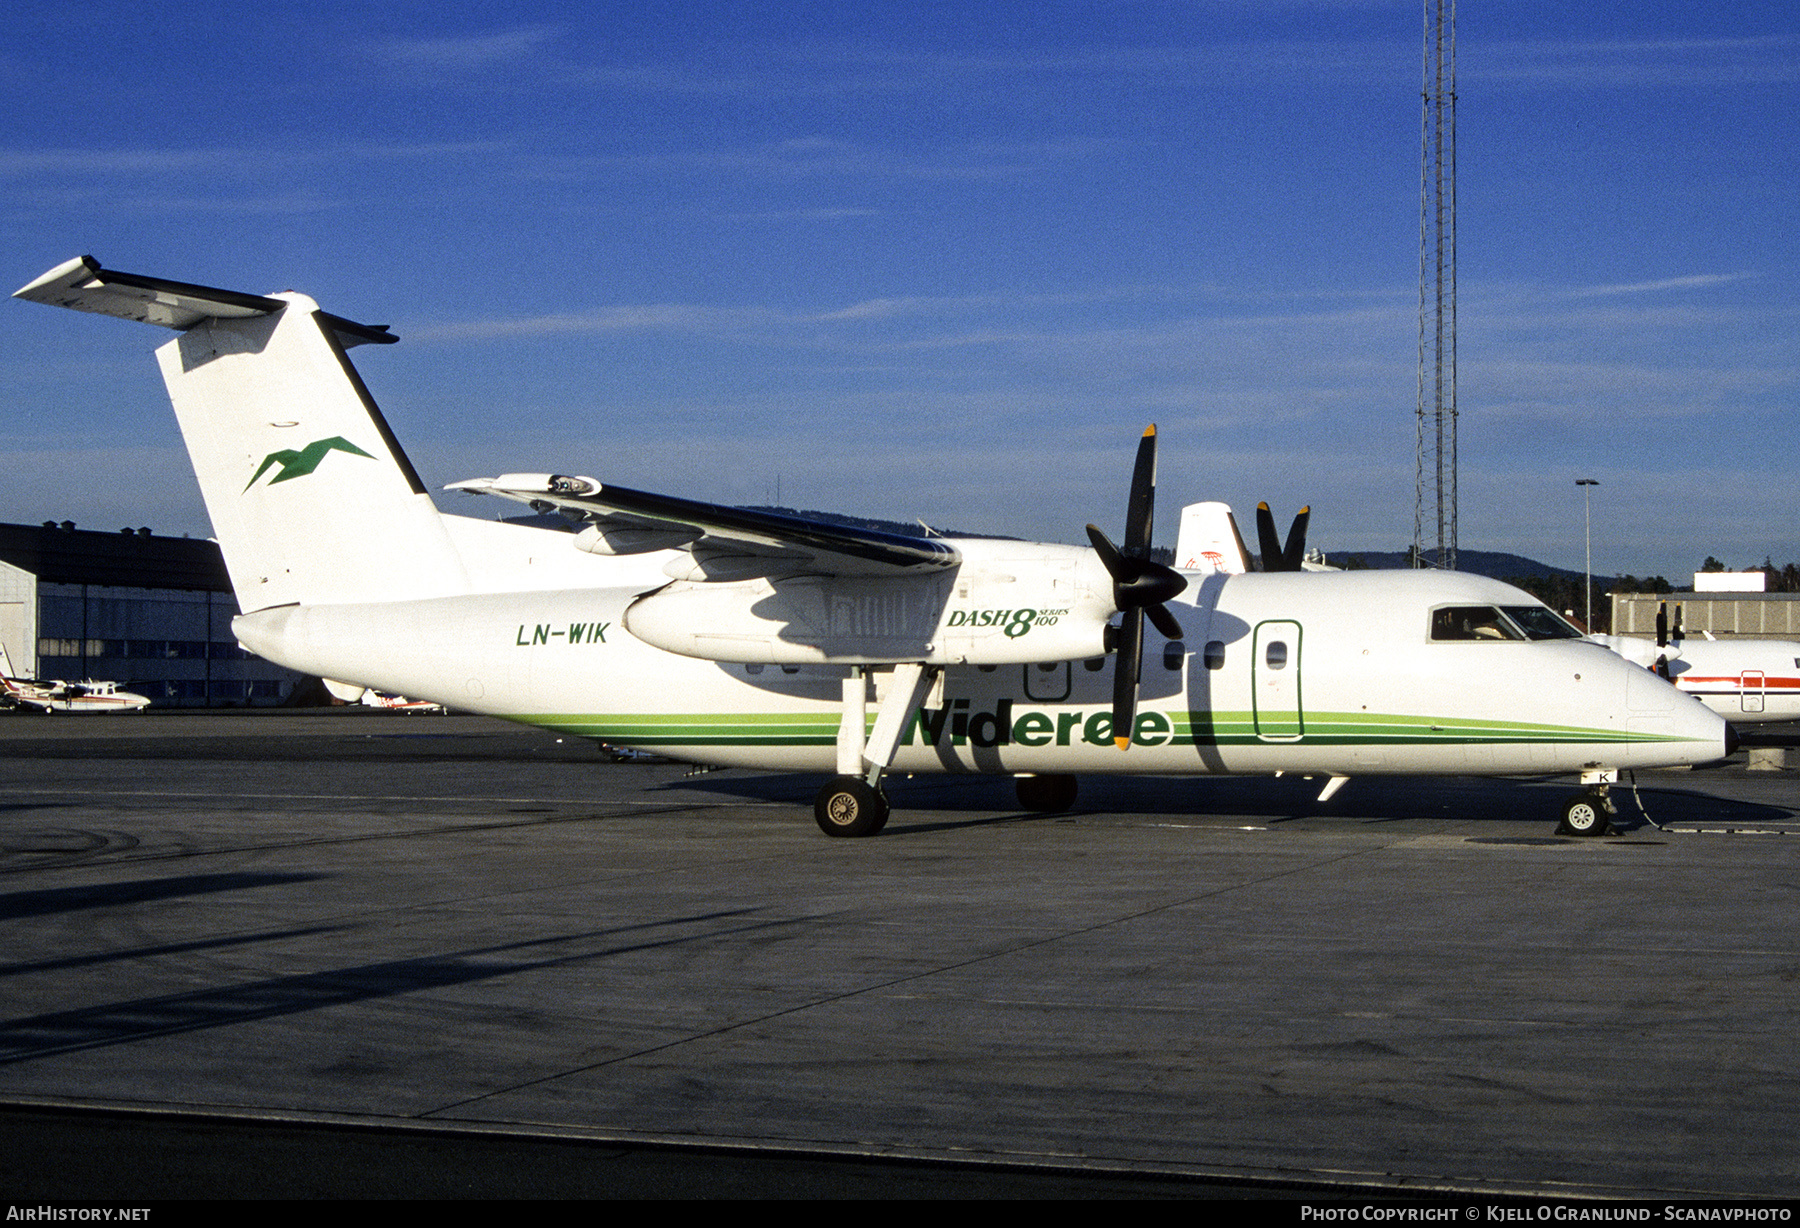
left=1253, top=620, right=1303, bottom=741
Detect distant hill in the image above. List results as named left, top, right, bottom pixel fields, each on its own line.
left=1328, top=549, right=1587, bottom=582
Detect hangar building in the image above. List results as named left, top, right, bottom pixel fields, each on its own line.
left=0, top=520, right=303, bottom=706
left=1610, top=591, right=1800, bottom=639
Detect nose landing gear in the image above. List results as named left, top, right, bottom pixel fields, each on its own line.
left=1559, top=770, right=1620, bottom=837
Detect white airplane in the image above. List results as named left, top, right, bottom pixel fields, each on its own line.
left=15, top=256, right=1731, bottom=838
left=0, top=643, right=150, bottom=714
left=1592, top=603, right=1800, bottom=725
left=360, top=689, right=448, bottom=714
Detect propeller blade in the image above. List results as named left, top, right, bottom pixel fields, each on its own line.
left=1673, top=603, right=1684, bottom=642
left=1146, top=601, right=1184, bottom=642
left=1086, top=425, right=1188, bottom=752
left=1282, top=506, right=1311, bottom=571
left=1111, top=608, right=1143, bottom=750
left=1086, top=523, right=1122, bottom=575
left=1255, top=502, right=1311, bottom=572
left=1656, top=602, right=1668, bottom=649
left=1255, top=503, right=1283, bottom=572
left=1123, top=426, right=1158, bottom=558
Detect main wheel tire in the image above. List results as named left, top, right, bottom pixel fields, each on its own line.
left=1016, top=773, right=1079, bottom=813
left=814, top=776, right=890, bottom=837
left=1560, top=793, right=1609, bottom=837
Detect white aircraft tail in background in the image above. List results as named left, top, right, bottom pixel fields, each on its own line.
left=1175, top=500, right=1329, bottom=574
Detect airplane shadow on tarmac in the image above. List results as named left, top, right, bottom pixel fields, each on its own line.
left=653, top=766, right=1797, bottom=833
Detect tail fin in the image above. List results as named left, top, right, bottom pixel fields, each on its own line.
left=1174, top=501, right=1251, bottom=574
left=16, top=257, right=469, bottom=611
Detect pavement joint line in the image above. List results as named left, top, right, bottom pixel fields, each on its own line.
left=424, top=842, right=1384, bottom=1116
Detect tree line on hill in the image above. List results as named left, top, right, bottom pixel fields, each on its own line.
left=1335, top=551, right=1800, bottom=634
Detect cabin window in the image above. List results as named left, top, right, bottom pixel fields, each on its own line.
left=977, top=664, right=996, bottom=672
left=1163, top=641, right=1185, bottom=671
left=1083, top=657, right=1106, bottom=672
left=781, top=664, right=800, bottom=674
left=1264, top=641, right=1288, bottom=669
left=744, top=663, right=764, bottom=675
left=1204, top=641, right=1226, bottom=670
left=1036, top=662, right=1058, bottom=673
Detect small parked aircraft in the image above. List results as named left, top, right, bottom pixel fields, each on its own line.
left=1592, top=603, right=1800, bottom=725
left=0, top=643, right=150, bottom=714
left=16, top=256, right=1730, bottom=836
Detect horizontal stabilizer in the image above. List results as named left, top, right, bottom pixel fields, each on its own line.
left=14, top=256, right=396, bottom=346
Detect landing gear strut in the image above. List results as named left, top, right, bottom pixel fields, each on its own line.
left=814, top=663, right=938, bottom=837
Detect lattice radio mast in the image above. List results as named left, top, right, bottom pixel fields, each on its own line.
left=1415, top=0, right=1457, bottom=569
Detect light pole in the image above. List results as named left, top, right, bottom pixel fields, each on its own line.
left=1576, top=479, right=1599, bottom=629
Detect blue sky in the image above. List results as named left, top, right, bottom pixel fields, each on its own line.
left=3, top=2, right=1795, bottom=577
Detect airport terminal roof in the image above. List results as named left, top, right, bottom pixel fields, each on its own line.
left=0, top=521, right=230, bottom=591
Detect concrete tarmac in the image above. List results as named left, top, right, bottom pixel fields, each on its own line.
left=0, top=708, right=1796, bottom=1199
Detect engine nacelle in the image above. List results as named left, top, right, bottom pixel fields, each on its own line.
left=625, top=560, right=1113, bottom=666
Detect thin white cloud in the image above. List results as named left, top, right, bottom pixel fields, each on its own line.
left=361, top=27, right=562, bottom=69
left=0, top=142, right=505, bottom=178
left=412, top=304, right=744, bottom=342
left=1472, top=35, right=1800, bottom=88
left=720, top=207, right=881, bottom=222
left=1562, top=273, right=1754, bottom=299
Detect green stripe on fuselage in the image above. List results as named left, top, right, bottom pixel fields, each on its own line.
left=512, top=708, right=1702, bottom=748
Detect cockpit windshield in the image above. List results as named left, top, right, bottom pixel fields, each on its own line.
left=1500, top=605, right=1584, bottom=641
left=1430, top=604, right=1584, bottom=642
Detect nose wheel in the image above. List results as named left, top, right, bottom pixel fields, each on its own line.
left=1559, top=787, right=1617, bottom=837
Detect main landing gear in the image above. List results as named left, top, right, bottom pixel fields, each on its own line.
left=815, top=776, right=890, bottom=838
left=813, top=662, right=938, bottom=838
left=1558, top=770, right=1619, bottom=837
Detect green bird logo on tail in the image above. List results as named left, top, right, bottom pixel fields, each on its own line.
left=244, top=436, right=376, bottom=491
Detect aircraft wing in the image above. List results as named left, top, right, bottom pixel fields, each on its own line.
left=448, top=474, right=962, bottom=579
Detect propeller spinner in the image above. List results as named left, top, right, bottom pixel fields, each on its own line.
left=1086, top=426, right=1188, bottom=750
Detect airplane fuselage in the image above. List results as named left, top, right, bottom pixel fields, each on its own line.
left=235, top=563, right=1725, bottom=778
